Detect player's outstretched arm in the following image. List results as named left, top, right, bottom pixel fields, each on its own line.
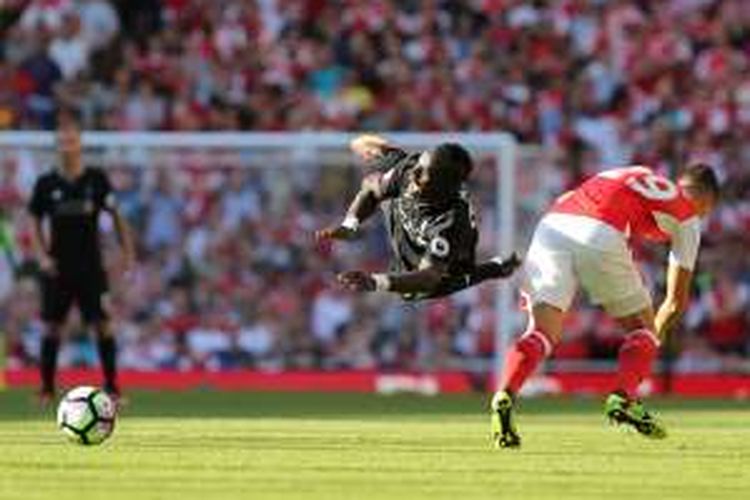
left=314, top=173, right=384, bottom=243
left=316, top=134, right=408, bottom=243
left=337, top=256, right=453, bottom=296
left=350, top=134, right=391, bottom=162
left=655, top=217, right=701, bottom=340
left=338, top=266, right=445, bottom=295
left=654, top=261, right=692, bottom=341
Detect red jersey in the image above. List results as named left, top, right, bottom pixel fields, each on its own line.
left=549, top=166, right=702, bottom=269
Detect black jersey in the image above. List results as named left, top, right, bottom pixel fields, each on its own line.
left=373, top=147, right=479, bottom=276
left=29, top=167, right=115, bottom=272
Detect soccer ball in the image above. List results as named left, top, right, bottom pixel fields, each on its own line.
left=56, top=386, right=117, bottom=445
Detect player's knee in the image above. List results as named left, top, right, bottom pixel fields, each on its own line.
left=528, top=302, right=565, bottom=345
left=528, top=326, right=557, bottom=346
left=611, top=300, right=655, bottom=331
left=616, top=315, right=655, bottom=333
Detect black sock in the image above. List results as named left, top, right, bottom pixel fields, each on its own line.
left=40, top=335, right=60, bottom=394
left=97, top=336, right=118, bottom=393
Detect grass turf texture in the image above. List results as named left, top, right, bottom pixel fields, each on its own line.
left=0, top=390, right=748, bottom=500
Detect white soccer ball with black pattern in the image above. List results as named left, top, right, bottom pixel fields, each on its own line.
left=56, top=386, right=117, bottom=445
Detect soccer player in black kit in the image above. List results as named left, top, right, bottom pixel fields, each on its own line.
left=316, top=134, right=520, bottom=299
left=29, top=114, right=134, bottom=404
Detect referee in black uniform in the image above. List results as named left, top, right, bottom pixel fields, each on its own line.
left=29, top=112, right=134, bottom=404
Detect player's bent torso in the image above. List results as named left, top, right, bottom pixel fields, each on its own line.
left=548, top=166, right=698, bottom=245
left=386, top=193, right=477, bottom=274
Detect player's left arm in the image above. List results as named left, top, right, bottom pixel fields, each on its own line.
left=655, top=262, right=692, bottom=340
left=315, top=145, right=409, bottom=243
left=349, top=134, right=391, bottom=162
left=97, top=170, right=135, bottom=270
left=315, top=173, right=386, bottom=242
left=338, top=259, right=449, bottom=296
left=654, top=217, right=700, bottom=340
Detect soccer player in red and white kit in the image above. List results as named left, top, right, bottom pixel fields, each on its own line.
left=491, top=164, right=719, bottom=448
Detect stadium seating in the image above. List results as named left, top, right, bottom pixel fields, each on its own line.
left=0, top=0, right=747, bottom=373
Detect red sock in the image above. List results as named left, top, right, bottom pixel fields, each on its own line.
left=615, top=329, right=660, bottom=399
left=501, top=330, right=552, bottom=394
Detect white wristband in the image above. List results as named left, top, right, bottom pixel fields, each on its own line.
left=341, top=215, right=360, bottom=231
left=371, top=273, right=391, bottom=292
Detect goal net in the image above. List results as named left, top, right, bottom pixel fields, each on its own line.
left=0, top=132, right=562, bottom=388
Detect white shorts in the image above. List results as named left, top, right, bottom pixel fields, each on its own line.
left=522, top=213, right=651, bottom=318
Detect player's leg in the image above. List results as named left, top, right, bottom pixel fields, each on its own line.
left=491, top=220, right=576, bottom=448
left=39, top=323, right=63, bottom=404
left=491, top=301, right=564, bottom=448
left=579, top=247, right=666, bottom=438
left=78, top=272, right=119, bottom=396
left=418, top=254, right=521, bottom=300
left=499, top=302, right=563, bottom=395
left=39, top=274, right=73, bottom=403
left=92, top=319, right=119, bottom=396
left=612, top=306, right=659, bottom=400
left=603, top=306, right=666, bottom=439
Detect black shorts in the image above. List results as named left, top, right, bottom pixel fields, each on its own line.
left=40, top=269, right=109, bottom=324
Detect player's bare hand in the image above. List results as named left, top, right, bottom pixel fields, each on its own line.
left=337, top=270, right=376, bottom=292
left=314, top=225, right=358, bottom=242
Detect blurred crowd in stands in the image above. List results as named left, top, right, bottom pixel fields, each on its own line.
left=0, top=0, right=748, bottom=374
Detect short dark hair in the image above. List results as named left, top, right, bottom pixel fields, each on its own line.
left=679, top=163, right=720, bottom=199
left=429, top=143, right=473, bottom=194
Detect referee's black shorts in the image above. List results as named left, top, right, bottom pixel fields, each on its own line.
left=40, top=268, right=109, bottom=324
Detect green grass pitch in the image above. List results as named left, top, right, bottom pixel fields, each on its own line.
left=0, top=390, right=748, bottom=500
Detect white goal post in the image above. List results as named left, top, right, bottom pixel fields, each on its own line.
left=0, top=131, right=518, bottom=386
